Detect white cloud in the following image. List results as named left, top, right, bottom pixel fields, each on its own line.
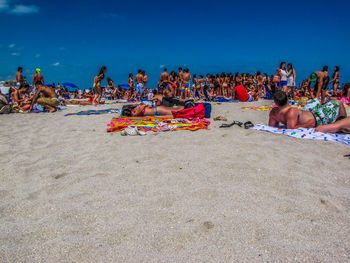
left=0, top=0, right=9, bottom=11
left=160, top=65, right=165, bottom=68
left=8, top=4, right=39, bottom=15
left=52, top=62, right=60, bottom=66
left=35, top=53, right=40, bottom=58
left=11, top=52, right=20, bottom=56
left=9, top=43, right=15, bottom=48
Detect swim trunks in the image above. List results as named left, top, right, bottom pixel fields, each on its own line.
left=136, top=83, right=144, bottom=94
left=310, top=73, right=317, bottom=82
left=37, top=97, right=59, bottom=107
left=303, top=98, right=340, bottom=126
left=278, top=81, right=288, bottom=88
left=181, top=83, right=189, bottom=93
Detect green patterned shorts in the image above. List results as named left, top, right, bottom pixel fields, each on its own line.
left=303, top=99, right=339, bottom=126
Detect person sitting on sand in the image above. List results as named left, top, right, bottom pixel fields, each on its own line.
left=122, top=103, right=184, bottom=117
left=29, top=84, right=60, bottom=112
left=315, top=117, right=350, bottom=134
left=269, top=91, right=346, bottom=129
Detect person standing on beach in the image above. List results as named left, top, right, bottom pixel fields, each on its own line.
left=278, top=62, right=288, bottom=93
left=287, top=63, right=296, bottom=99
left=142, top=70, right=148, bottom=90
left=159, top=68, right=170, bottom=89
left=93, top=66, right=107, bottom=105
left=32, top=68, right=44, bottom=95
left=15, top=67, right=24, bottom=87
left=181, top=68, right=191, bottom=100
left=178, top=67, right=184, bottom=87
left=330, top=66, right=340, bottom=96
left=135, top=69, right=144, bottom=99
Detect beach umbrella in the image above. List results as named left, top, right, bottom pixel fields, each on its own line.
left=62, top=82, right=78, bottom=88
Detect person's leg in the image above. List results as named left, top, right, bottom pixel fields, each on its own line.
left=337, top=100, right=347, bottom=119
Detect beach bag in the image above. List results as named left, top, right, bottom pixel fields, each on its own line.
left=172, top=103, right=205, bottom=119
left=196, top=102, right=211, bottom=118
left=273, top=70, right=280, bottom=83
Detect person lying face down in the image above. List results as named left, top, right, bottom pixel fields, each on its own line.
left=316, top=117, right=350, bottom=134
left=268, top=91, right=347, bottom=129
left=122, top=103, right=184, bottom=117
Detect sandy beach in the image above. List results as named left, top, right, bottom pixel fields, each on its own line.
left=1, top=101, right=350, bottom=262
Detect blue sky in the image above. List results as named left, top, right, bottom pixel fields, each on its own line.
left=0, top=0, right=349, bottom=88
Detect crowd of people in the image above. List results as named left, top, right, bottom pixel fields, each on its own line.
left=0, top=63, right=349, bottom=118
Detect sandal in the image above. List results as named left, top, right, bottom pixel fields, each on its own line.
left=244, top=121, right=254, bottom=129
left=219, top=121, right=243, bottom=128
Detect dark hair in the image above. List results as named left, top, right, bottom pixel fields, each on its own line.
left=164, top=68, right=167, bottom=72
left=178, top=67, right=182, bottom=71
left=287, top=63, right=293, bottom=70
left=342, top=83, right=350, bottom=97
left=99, top=66, right=107, bottom=75
left=280, top=62, right=286, bottom=69
left=335, top=66, right=340, bottom=72
left=184, top=68, right=189, bottom=73
left=274, top=91, right=288, bottom=107
left=129, top=73, right=133, bottom=77
left=18, top=67, right=23, bottom=71
left=107, top=77, right=112, bottom=83
left=323, top=66, right=328, bottom=72
left=138, top=69, right=142, bottom=73
left=121, top=104, right=136, bottom=117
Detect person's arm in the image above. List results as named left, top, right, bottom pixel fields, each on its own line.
left=132, top=104, right=146, bottom=116
left=268, top=109, right=279, bottom=127
left=29, top=88, right=41, bottom=111
left=293, top=69, right=296, bottom=85
left=32, top=75, right=35, bottom=87
left=42, top=76, right=45, bottom=86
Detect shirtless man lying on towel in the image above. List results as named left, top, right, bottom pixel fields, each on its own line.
left=30, top=84, right=59, bottom=112
left=269, top=91, right=346, bottom=129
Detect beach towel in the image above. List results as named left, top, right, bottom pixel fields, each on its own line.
left=172, top=103, right=205, bottom=119
left=64, top=108, right=120, bottom=116
left=107, top=116, right=210, bottom=133
left=252, top=124, right=350, bottom=146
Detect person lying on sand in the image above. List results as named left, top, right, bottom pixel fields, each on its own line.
left=122, top=103, right=184, bottom=117
left=316, top=117, right=350, bottom=134
left=269, top=91, right=346, bottom=129
left=29, top=84, right=59, bottom=113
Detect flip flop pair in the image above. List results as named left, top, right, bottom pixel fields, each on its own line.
left=219, top=121, right=254, bottom=129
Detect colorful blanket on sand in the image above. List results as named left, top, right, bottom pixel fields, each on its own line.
left=252, top=124, right=350, bottom=146
left=241, top=104, right=349, bottom=111
left=64, top=108, right=120, bottom=116
left=107, top=116, right=210, bottom=133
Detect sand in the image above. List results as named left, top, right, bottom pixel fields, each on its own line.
left=0, top=101, right=350, bottom=262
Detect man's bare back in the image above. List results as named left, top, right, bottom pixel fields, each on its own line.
left=160, top=72, right=170, bottom=84
left=269, top=106, right=316, bottom=129
left=135, top=73, right=143, bottom=84
left=182, top=72, right=191, bottom=84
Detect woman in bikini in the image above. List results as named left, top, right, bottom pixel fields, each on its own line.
left=93, top=66, right=107, bottom=105
left=122, top=103, right=184, bottom=117
left=330, top=66, right=340, bottom=96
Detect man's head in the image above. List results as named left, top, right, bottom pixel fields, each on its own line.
left=178, top=67, right=182, bottom=72
left=323, top=66, right=328, bottom=72
left=164, top=68, right=167, bottom=72
left=36, top=68, right=40, bottom=74
left=138, top=69, right=142, bottom=73
left=184, top=68, right=189, bottom=73
left=18, top=67, right=23, bottom=72
left=274, top=91, right=288, bottom=107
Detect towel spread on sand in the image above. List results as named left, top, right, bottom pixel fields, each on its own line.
left=64, top=108, right=120, bottom=116
left=107, top=117, right=210, bottom=133
left=242, top=104, right=349, bottom=111
left=252, top=124, right=350, bottom=146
